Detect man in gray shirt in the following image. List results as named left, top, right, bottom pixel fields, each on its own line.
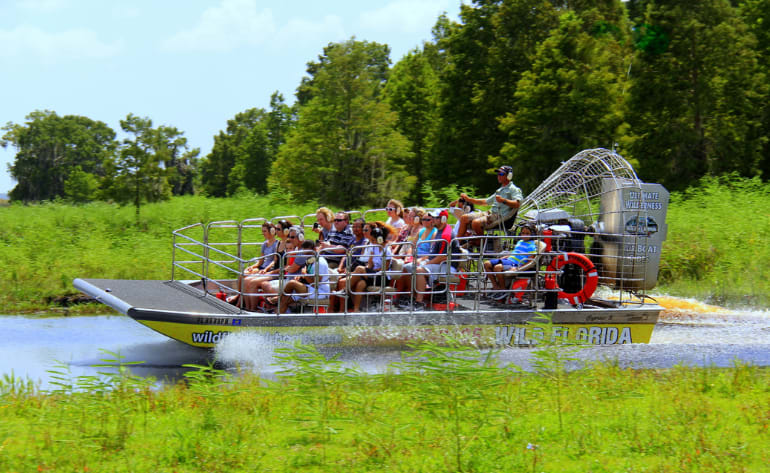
left=452, top=165, right=523, bottom=238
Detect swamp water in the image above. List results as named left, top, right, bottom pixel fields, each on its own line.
left=1, top=297, right=769, bottom=389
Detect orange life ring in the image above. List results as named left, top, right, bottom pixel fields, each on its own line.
left=547, top=252, right=598, bottom=305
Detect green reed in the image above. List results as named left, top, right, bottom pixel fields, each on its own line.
left=0, top=341, right=768, bottom=472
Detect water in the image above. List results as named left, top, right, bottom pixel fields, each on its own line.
left=1, top=299, right=769, bottom=389
left=0, top=315, right=210, bottom=390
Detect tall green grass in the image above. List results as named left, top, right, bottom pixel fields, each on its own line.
left=657, top=175, right=770, bottom=307
left=0, top=175, right=768, bottom=313
left=0, top=194, right=317, bottom=313
left=0, top=344, right=767, bottom=472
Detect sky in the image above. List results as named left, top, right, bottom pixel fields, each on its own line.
left=0, top=0, right=463, bottom=195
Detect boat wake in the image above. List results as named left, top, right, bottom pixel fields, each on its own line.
left=654, top=295, right=770, bottom=324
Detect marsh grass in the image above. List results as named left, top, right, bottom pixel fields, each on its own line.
left=1, top=176, right=769, bottom=313
left=0, top=194, right=317, bottom=313
left=1, top=342, right=768, bottom=472
left=657, top=175, right=770, bottom=307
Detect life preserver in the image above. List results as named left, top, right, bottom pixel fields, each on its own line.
left=546, top=252, right=598, bottom=305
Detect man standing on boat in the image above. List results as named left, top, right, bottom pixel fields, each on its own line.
left=452, top=165, right=522, bottom=238
left=318, top=211, right=355, bottom=268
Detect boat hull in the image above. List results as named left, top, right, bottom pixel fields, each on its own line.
left=75, top=278, right=659, bottom=349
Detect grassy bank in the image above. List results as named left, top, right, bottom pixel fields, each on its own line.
left=0, top=176, right=768, bottom=313
left=0, top=194, right=317, bottom=314
left=0, top=343, right=767, bottom=472
left=656, top=176, right=770, bottom=307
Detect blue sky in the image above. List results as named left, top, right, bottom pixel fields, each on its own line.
left=0, top=0, right=462, bottom=195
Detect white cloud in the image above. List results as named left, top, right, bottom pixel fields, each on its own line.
left=162, top=0, right=277, bottom=52
left=0, top=25, right=122, bottom=62
left=358, top=0, right=452, bottom=34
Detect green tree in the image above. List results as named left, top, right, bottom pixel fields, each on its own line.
left=623, top=0, right=767, bottom=189
left=384, top=46, right=442, bottom=204
left=295, top=40, right=391, bottom=107
left=200, top=107, right=276, bottom=197
left=152, top=125, right=199, bottom=196
left=271, top=39, right=414, bottom=207
left=739, top=0, right=770, bottom=178
left=432, top=0, right=560, bottom=195
left=103, top=114, right=172, bottom=219
left=498, top=9, right=631, bottom=192
left=63, top=166, right=101, bottom=203
left=1, top=110, right=116, bottom=202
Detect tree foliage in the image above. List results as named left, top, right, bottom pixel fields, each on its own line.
left=383, top=45, right=442, bottom=204
left=5, top=1, right=770, bottom=206
left=623, top=0, right=767, bottom=190
left=498, top=7, right=630, bottom=192
left=2, top=111, right=116, bottom=202
left=200, top=93, right=293, bottom=197
left=102, top=114, right=196, bottom=218
left=271, top=39, right=414, bottom=208
left=432, top=0, right=560, bottom=195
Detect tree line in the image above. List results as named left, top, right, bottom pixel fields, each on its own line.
left=3, top=0, right=770, bottom=210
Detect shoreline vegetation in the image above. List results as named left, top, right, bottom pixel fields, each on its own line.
left=0, top=342, right=768, bottom=472
left=0, top=176, right=768, bottom=315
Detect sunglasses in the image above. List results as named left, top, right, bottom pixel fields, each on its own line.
left=334, top=218, right=346, bottom=222
left=385, top=207, right=395, bottom=211
left=287, top=235, right=298, bottom=239
left=363, top=228, right=371, bottom=233
left=421, top=218, right=433, bottom=222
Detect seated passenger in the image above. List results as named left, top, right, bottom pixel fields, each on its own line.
left=339, top=218, right=368, bottom=271
left=393, top=209, right=461, bottom=311
left=414, top=210, right=437, bottom=259
left=393, top=207, right=424, bottom=259
left=384, top=199, right=406, bottom=229
left=450, top=165, right=522, bottom=239
left=374, top=220, right=398, bottom=243
left=256, top=226, right=310, bottom=303
left=318, top=211, right=355, bottom=268
left=246, top=222, right=279, bottom=274
left=483, top=223, right=538, bottom=300
left=312, top=207, right=334, bottom=241
left=268, top=239, right=331, bottom=314
left=233, top=220, right=290, bottom=309
left=329, top=224, right=392, bottom=313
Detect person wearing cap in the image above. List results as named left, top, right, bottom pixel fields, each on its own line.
left=451, top=165, right=523, bottom=239
left=394, top=209, right=462, bottom=311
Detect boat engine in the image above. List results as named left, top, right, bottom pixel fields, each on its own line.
left=591, top=179, right=669, bottom=290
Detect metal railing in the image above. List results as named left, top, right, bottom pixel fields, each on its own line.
left=171, top=215, right=654, bottom=315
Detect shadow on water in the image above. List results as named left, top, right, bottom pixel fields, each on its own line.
left=2, top=299, right=769, bottom=388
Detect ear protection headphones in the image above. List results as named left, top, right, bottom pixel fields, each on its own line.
left=439, top=212, right=447, bottom=224
left=503, top=167, right=513, bottom=181
left=269, top=225, right=276, bottom=235
left=306, top=256, right=316, bottom=265
left=413, top=215, right=420, bottom=225
left=371, top=227, right=384, bottom=245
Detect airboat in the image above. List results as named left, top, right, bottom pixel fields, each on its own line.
left=74, top=149, right=669, bottom=348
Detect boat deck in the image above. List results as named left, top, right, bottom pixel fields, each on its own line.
left=74, top=278, right=241, bottom=315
